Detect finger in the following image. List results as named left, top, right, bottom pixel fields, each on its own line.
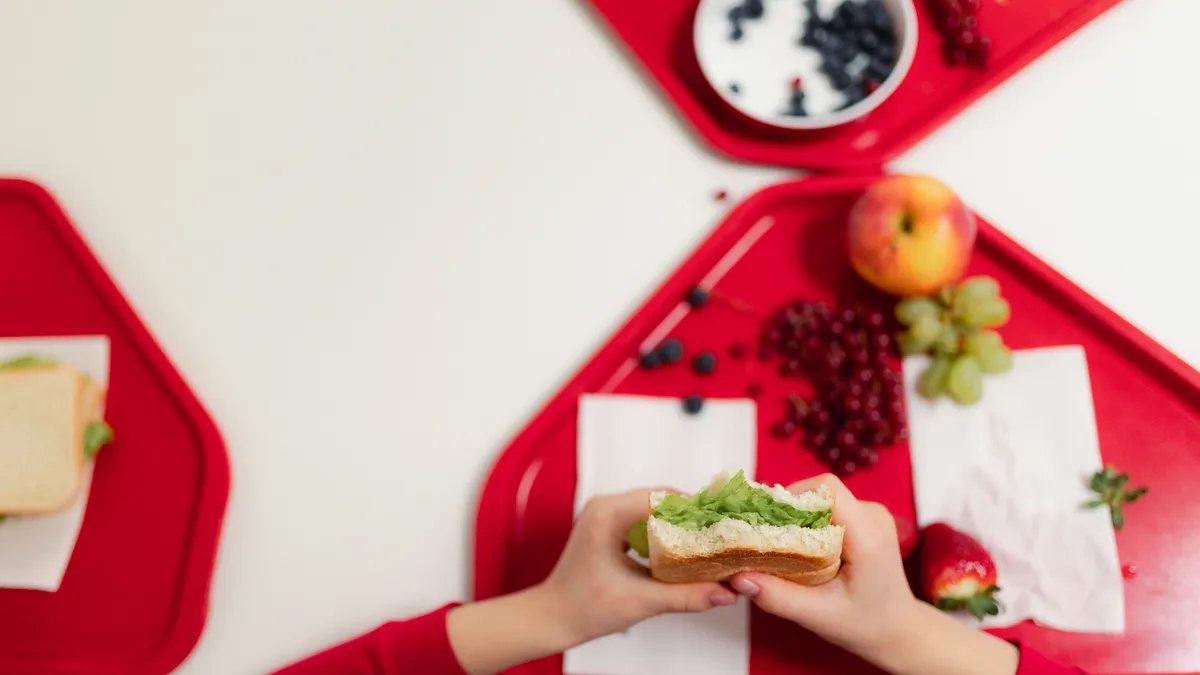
left=582, top=490, right=656, bottom=543
left=641, top=579, right=738, bottom=614
left=786, top=474, right=861, bottom=527
left=843, top=502, right=899, bottom=558
left=729, top=572, right=826, bottom=624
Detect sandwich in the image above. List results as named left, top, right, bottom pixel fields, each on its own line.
left=639, top=470, right=844, bottom=585
left=0, top=355, right=114, bottom=522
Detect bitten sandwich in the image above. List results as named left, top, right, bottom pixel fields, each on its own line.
left=645, top=470, right=844, bottom=585
left=0, top=355, right=113, bottom=520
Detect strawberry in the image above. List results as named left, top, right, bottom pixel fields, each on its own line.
left=919, top=522, right=1002, bottom=620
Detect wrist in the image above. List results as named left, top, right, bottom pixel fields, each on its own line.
left=864, top=601, right=1019, bottom=675
left=522, top=582, right=589, bottom=653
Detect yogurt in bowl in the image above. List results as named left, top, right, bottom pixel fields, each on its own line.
left=694, top=0, right=918, bottom=130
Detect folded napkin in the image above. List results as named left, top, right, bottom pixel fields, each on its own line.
left=566, top=394, right=756, bottom=675
left=0, top=336, right=111, bottom=592
left=905, top=345, right=1124, bottom=633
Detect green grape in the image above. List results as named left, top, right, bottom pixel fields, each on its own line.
left=910, top=313, right=943, bottom=344
left=895, top=297, right=940, bottom=327
left=952, top=276, right=1001, bottom=313
left=934, top=324, right=961, bottom=356
left=964, top=330, right=1014, bottom=374
left=898, top=333, right=924, bottom=356
left=959, top=297, right=1011, bottom=329
left=628, top=519, right=649, bottom=558
left=917, top=356, right=953, bottom=399
left=947, top=354, right=984, bottom=405
left=962, top=328, right=1003, bottom=356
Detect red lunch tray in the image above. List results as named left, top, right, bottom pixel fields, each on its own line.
left=0, top=180, right=230, bottom=675
left=584, top=0, right=1128, bottom=170
left=475, top=174, right=1200, bottom=675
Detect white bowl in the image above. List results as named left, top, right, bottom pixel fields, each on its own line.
left=693, top=0, right=918, bottom=130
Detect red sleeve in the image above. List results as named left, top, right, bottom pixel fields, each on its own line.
left=272, top=604, right=469, bottom=675
left=1016, top=644, right=1087, bottom=675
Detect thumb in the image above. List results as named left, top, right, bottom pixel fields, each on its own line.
left=644, top=580, right=738, bottom=615
left=730, top=573, right=821, bottom=623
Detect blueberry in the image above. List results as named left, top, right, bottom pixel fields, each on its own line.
left=785, top=90, right=807, bottom=117
left=692, top=352, right=717, bottom=375
left=682, top=395, right=705, bottom=415
left=743, top=0, right=764, bottom=20
left=686, top=287, right=709, bottom=308
left=820, top=56, right=846, bottom=76
left=803, top=0, right=819, bottom=14
left=802, top=26, right=829, bottom=48
left=838, top=91, right=865, bottom=111
left=731, top=26, right=744, bottom=41
left=865, top=58, right=892, bottom=82
left=858, top=29, right=880, bottom=53
left=836, top=39, right=858, bottom=62
left=728, top=5, right=745, bottom=20
left=639, top=350, right=661, bottom=369
left=830, top=70, right=853, bottom=90
left=836, top=1, right=866, bottom=29
left=866, top=1, right=891, bottom=32
left=657, top=338, right=684, bottom=365
left=874, top=43, right=896, bottom=63
left=728, top=82, right=741, bottom=95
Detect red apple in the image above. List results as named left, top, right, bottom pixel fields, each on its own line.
left=848, top=175, right=977, bottom=297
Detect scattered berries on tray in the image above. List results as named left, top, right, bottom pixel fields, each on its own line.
left=639, top=350, right=662, bottom=370
left=692, top=351, right=717, bottom=375
left=682, top=394, right=705, bottom=415
left=657, top=338, right=684, bottom=365
left=761, top=300, right=907, bottom=475
left=921, top=522, right=1003, bottom=620
left=1085, top=466, right=1148, bottom=531
left=687, top=287, right=710, bottom=308
left=925, top=0, right=992, bottom=69
left=897, top=276, right=1013, bottom=405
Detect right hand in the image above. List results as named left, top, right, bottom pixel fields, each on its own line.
left=730, top=474, right=917, bottom=660
left=730, top=475, right=1020, bottom=675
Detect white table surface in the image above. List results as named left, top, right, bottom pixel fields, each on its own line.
left=0, top=1, right=1196, bottom=673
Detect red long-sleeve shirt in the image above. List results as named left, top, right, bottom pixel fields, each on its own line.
left=271, top=604, right=1083, bottom=675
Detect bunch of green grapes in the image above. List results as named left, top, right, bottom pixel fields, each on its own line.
left=895, top=276, right=1014, bottom=405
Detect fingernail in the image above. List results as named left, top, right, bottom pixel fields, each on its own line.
left=711, top=592, right=737, bottom=606
left=731, top=577, right=759, bottom=598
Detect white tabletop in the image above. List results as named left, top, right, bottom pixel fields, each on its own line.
left=0, top=1, right=1196, bottom=673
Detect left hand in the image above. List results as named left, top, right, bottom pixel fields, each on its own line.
left=538, top=488, right=739, bottom=644
left=449, top=488, right=737, bottom=675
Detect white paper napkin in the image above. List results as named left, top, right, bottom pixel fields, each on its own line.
left=565, top=394, right=757, bottom=675
left=905, top=345, right=1124, bottom=633
left=0, top=336, right=111, bottom=592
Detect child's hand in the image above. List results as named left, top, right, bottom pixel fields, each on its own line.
left=730, top=475, right=1019, bottom=675
left=540, top=488, right=738, bottom=644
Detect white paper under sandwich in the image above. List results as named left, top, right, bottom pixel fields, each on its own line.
left=568, top=394, right=757, bottom=675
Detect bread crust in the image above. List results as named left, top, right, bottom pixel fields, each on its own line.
left=650, top=545, right=842, bottom=586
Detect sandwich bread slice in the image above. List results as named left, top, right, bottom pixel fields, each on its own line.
left=0, top=365, right=89, bottom=514
left=647, top=470, right=844, bottom=585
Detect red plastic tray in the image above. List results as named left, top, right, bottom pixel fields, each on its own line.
left=475, top=174, right=1200, bottom=675
left=584, top=0, right=1127, bottom=171
left=0, top=180, right=230, bottom=675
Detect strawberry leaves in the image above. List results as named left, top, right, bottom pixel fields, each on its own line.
left=935, top=585, right=1003, bottom=620
left=1085, top=466, right=1148, bottom=531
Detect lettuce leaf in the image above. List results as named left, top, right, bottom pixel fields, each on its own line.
left=652, top=470, right=832, bottom=530
left=83, top=421, right=114, bottom=461
left=0, top=354, right=58, bottom=370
